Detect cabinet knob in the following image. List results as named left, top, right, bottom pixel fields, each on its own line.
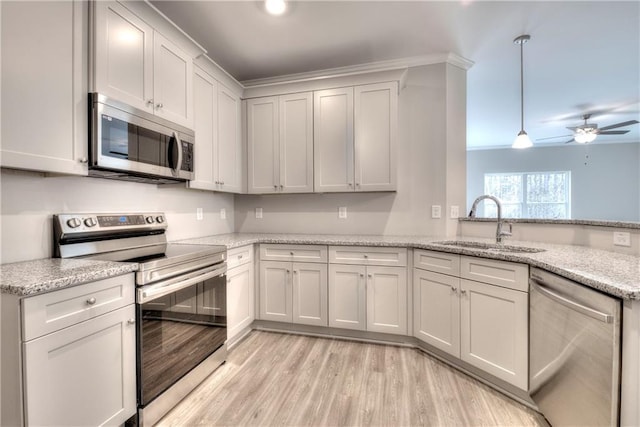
left=220, top=181, right=225, bottom=185
left=360, top=273, right=364, bottom=278
left=280, top=185, right=283, bottom=190
left=461, top=289, right=467, bottom=295
left=364, top=254, right=368, bottom=259
left=238, top=254, right=243, bottom=259
left=290, top=251, right=294, bottom=256
left=78, top=157, right=88, bottom=164
left=293, top=270, right=298, bottom=274
left=127, top=318, right=135, bottom=325
left=286, top=269, right=291, bottom=273
left=156, top=103, right=163, bottom=109
left=451, top=286, right=457, bottom=292
left=86, top=297, right=97, bottom=305
left=368, top=274, right=372, bottom=278
left=348, top=183, right=353, bottom=187
left=274, top=185, right=278, bottom=190
left=147, top=100, right=154, bottom=106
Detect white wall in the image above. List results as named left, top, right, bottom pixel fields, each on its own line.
left=0, top=169, right=234, bottom=263
left=234, top=63, right=467, bottom=236
left=467, top=142, right=640, bottom=221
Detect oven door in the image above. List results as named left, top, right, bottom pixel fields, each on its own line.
left=136, top=264, right=227, bottom=408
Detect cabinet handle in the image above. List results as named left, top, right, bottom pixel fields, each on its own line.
left=86, top=297, right=97, bottom=305
left=127, top=318, right=135, bottom=325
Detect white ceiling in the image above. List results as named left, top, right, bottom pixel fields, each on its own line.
left=151, top=1, right=640, bottom=149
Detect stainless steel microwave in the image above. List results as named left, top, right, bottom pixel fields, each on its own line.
left=89, top=93, right=194, bottom=183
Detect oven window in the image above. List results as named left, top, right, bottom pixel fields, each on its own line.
left=139, top=274, right=227, bottom=406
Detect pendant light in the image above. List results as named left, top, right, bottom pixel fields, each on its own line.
left=512, top=34, right=533, bottom=149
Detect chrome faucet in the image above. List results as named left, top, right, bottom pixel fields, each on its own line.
left=469, top=195, right=512, bottom=243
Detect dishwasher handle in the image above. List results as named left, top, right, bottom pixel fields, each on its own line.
left=530, top=278, right=613, bottom=324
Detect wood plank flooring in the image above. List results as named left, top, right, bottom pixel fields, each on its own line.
left=157, top=331, right=549, bottom=426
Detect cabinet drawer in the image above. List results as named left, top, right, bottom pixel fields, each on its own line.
left=329, top=246, right=407, bottom=266
left=460, top=256, right=528, bottom=292
left=22, top=274, right=135, bottom=341
left=260, top=244, right=327, bottom=263
left=227, top=245, right=253, bottom=269
left=414, top=250, right=460, bottom=276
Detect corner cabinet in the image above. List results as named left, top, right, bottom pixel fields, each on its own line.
left=314, top=82, right=398, bottom=192
left=413, top=250, right=529, bottom=390
left=1, top=0, right=88, bottom=175
left=1, top=274, right=137, bottom=426
left=189, top=66, right=243, bottom=193
left=247, top=92, right=314, bottom=194
left=93, top=1, right=194, bottom=128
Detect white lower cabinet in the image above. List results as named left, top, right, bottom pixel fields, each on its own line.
left=328, top=246, right=407, bottom=335
left=259, top=259, right=328, bottom=327
left=227, top=261, right=255, bottom=342
left=16, top=274, right=137, bottom=426
left=23, top=305, right=136, bottom=426
left=413, top=250, right=529, bottom=390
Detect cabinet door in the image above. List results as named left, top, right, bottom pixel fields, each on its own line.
left=247, top=96, right=279, bottom=193
left=413, top=269, right=460, bottom=356
left=460, top=279, right=528, bottom=390
left=366, top=266, right=407, bottom=335
left=292, top=262, right=328, bottom=326
left=216, top=84, right=243, bottom=193
left=153, top=32, right=193, bottom=128
left=227, top=263, right=254, bottom=342
left=354, top=82, right=397, bottom=191
left=1, top=0, right=88, bottom=175
left=328, top=264, right=366, bottom=331
left=188, top=66, right=217, bottom=191
left=280, top=92, right=314, bottom=193
left=314, top=87, right=354, bottom=192
left=94, top=0, right=153, bottom=113
left=23, top=305, right=136, bottom=426
left=259, top=261, right=292, bottom=322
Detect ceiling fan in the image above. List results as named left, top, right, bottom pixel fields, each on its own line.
left=537, top=114, right=639, bottom=144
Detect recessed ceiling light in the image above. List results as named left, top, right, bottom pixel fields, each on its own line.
left=265, top=0, right=286, bottom=15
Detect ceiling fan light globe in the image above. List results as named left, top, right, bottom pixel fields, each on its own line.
left=575, top=132, right=597, bottom=143
left=513, top=130, right=533, bottom=149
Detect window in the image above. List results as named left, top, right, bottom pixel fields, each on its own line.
left=482, top=171, right=571, bottom=219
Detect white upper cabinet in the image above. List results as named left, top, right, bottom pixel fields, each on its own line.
left=247, top=92, right=313, bottom=194
left=93, top=1, right=194, bottom=128
left=314, top=82, right=397, bottom=192
left=188, top=66, right=243, bottom=193
left=1, top=0, right=88, bottom=175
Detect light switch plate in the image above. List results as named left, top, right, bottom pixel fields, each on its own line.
left=613, top=232, right=631, bottom=247
left=338, top=206, right=347, bottom=219
left=255, top=207, right=263, bottom=219
left=431, top=205, right=441, bottom=219
left=196, top=208, right=203, bottom=221
left=220, top=208, right=226, bottom=220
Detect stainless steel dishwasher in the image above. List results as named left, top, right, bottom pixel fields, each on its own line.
left=529, top=268, right=622, bottom=426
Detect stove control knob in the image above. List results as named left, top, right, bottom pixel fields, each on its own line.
left=155, top=216, right=164, bottom=224
left=84, top=217, right=97, bottom=228
left=66, top=218, right=82, bottom=229
left=145, top=216, right=155, bottom=224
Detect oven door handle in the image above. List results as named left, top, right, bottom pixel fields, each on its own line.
left=138, top=264, right=226, bottom=304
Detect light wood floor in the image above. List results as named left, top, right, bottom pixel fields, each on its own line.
left=158, top=331, right=549, bottom=426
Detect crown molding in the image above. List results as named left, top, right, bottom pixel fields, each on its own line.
left=241, top=53, right=474, bottom=88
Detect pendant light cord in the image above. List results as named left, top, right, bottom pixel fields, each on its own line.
left=520, top=40, right=525, bottom=132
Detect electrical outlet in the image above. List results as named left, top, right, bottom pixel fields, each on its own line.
left=255, top=207, right=263, bottom=219
left=220, top=208, right=226, bottom=220
left=338, top=206, right=347, bottom=219
left=613, top=232, right=631, bottom=247
left=431, top=205, right=441, bottom=219
left=196, top=208, right=203, bottom=221
left=450, top=205, right=460, bottom=219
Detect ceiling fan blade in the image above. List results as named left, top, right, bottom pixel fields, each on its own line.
left=536, top=134, right=573, bottom=141
left=598, top=130, right=629, bottom=135
left=599, top=120, right=639, bottom=131
left=564, top=138, right=576, bottom=144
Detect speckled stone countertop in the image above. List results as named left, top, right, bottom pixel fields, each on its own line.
left=461, top=217, right=640, bottom=229
left=0, top=258, right=138, bottom=297
left=178, top=233, right=640, bottom=300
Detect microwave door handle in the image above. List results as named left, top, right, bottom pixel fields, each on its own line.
left=168, top=132, right=183, bottom=176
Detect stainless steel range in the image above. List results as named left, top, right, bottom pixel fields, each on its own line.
left=53, top=213, right=227, bottom=426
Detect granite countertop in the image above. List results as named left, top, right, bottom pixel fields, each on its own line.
left=0, top=258, right=138, bottom=297
left=178, top=233, right=640, bottom=301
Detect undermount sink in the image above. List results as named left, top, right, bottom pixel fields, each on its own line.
left=434, top=241, right=546, bottom=253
